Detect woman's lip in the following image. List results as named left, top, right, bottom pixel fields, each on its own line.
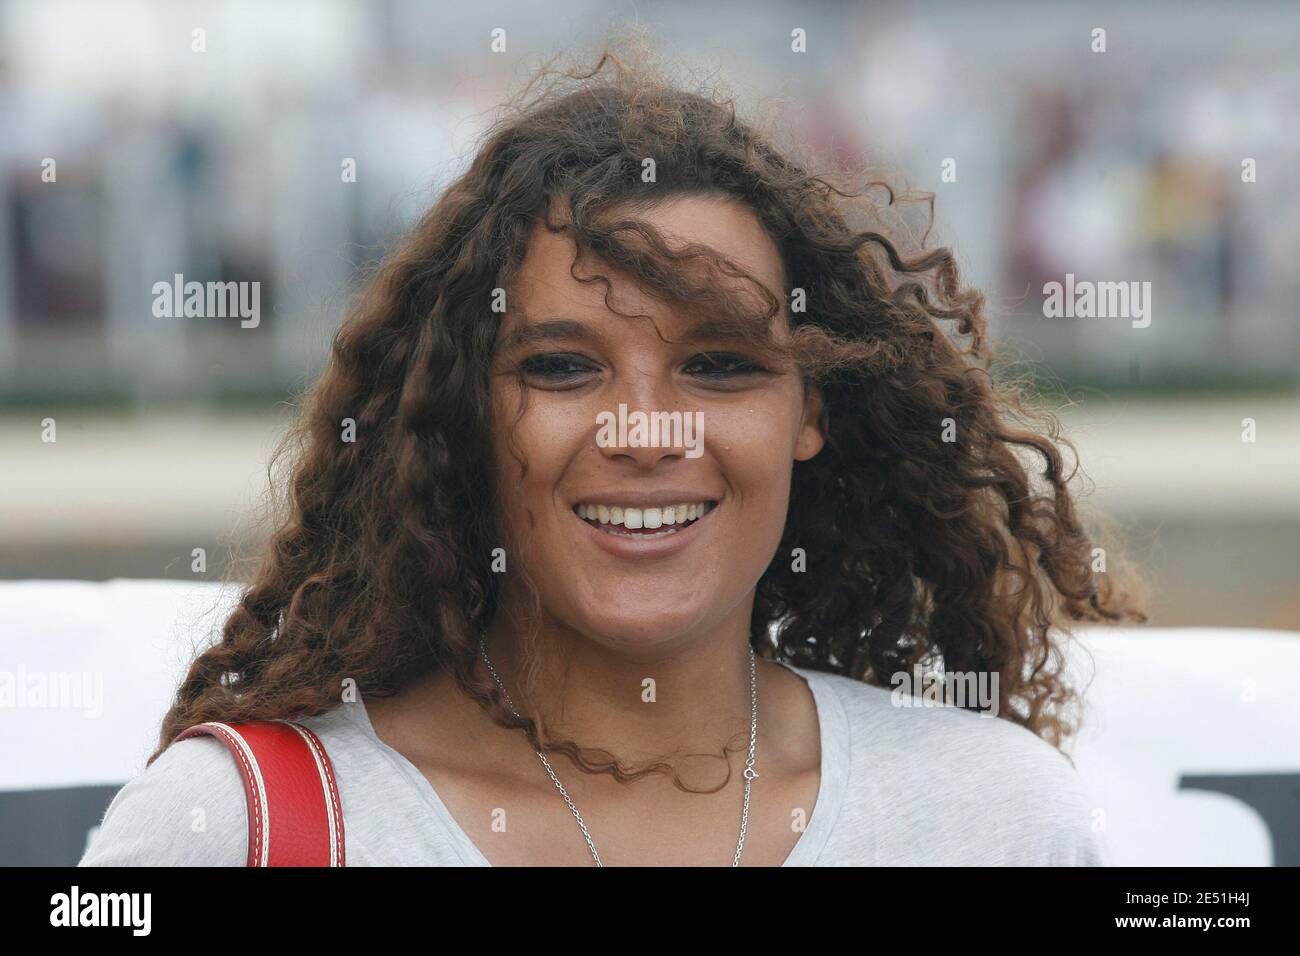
left=573, top=501, right=718, bottom=560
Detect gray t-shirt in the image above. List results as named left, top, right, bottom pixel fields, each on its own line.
left=79, top=663, right=1108, bottom=866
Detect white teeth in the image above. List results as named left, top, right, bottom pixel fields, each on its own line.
left=575, top=501, right=713, bottom=528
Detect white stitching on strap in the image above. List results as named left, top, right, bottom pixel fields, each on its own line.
left=283, top=720, right=344, bottom=866
left=185, top=721, right=269, bottom=866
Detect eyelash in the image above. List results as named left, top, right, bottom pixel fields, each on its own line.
left=682, top=352, right=770, bottom=378
left=518, top=352, right=769, bottom=385
left=518, top=354, right=596, bottom=381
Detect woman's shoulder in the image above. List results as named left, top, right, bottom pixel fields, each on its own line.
left=795, top=664, right=1080, bottom=774
left=79, top=732, right=250, bottom=866
left=793, top=665, right=1107, bottom=864
left=78, top=704, right=385, bottom=867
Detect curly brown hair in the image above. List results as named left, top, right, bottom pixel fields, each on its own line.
left=153, top=47, right=1147, bottom=776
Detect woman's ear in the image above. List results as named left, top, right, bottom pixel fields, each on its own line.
left=794, top=385, right=827, bottom=462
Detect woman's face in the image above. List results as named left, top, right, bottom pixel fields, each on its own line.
left=489, top=194, right=824, bottom=653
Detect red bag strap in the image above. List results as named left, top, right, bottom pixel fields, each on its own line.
left=173, top=719, right=345, bottom=867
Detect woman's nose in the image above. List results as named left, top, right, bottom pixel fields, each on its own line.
left=593, top=367, right=701, bottom=467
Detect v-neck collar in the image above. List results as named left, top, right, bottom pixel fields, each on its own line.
left=349, top=659, right=851, bottom=867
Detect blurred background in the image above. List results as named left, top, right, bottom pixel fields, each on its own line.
left=1, top=0, right=1297, bottom=628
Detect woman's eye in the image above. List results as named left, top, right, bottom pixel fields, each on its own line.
left=683, top=352, right=769, bottom=379
left=519, top=353, right=597, bottom=383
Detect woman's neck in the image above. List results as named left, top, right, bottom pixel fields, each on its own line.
left=477, top=608, right=758, bottom=774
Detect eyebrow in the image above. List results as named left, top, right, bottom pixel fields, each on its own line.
left=499, top=319, right=595, bottom=351
left=499, top=316, right=759, bottom=351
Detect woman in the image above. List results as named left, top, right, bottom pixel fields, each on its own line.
left=81, top=51, right=1146, bottom=867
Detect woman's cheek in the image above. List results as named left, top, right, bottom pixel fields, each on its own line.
left=493, top=390, right=576, bottom=472
left=717, top=406, right=800, bottom=526
left=709, top=399, right=799, bottom=470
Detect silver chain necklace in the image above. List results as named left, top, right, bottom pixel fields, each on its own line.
left=477, top=638, right=760, bottom=867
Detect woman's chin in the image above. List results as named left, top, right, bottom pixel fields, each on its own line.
left=569, top=607, right=717, bottom=653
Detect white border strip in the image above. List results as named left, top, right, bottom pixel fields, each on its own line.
left=286, top=721, right=340, bottom=866
left=207, top=721, right=270, bottom=866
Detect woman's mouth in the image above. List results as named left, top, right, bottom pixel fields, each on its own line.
left=573, top=500, right=718, bottom=539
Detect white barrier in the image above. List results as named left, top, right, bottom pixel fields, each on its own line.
left=1, top=579, right=1297, bottom=865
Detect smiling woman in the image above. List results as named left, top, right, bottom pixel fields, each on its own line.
left=81, top=46, right=1146, bottom=868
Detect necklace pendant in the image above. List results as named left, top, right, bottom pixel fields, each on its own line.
left=480, top=639, right=759, bottom=866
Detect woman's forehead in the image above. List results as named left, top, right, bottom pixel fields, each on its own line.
left=508, top=195, right=787, bottom=328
